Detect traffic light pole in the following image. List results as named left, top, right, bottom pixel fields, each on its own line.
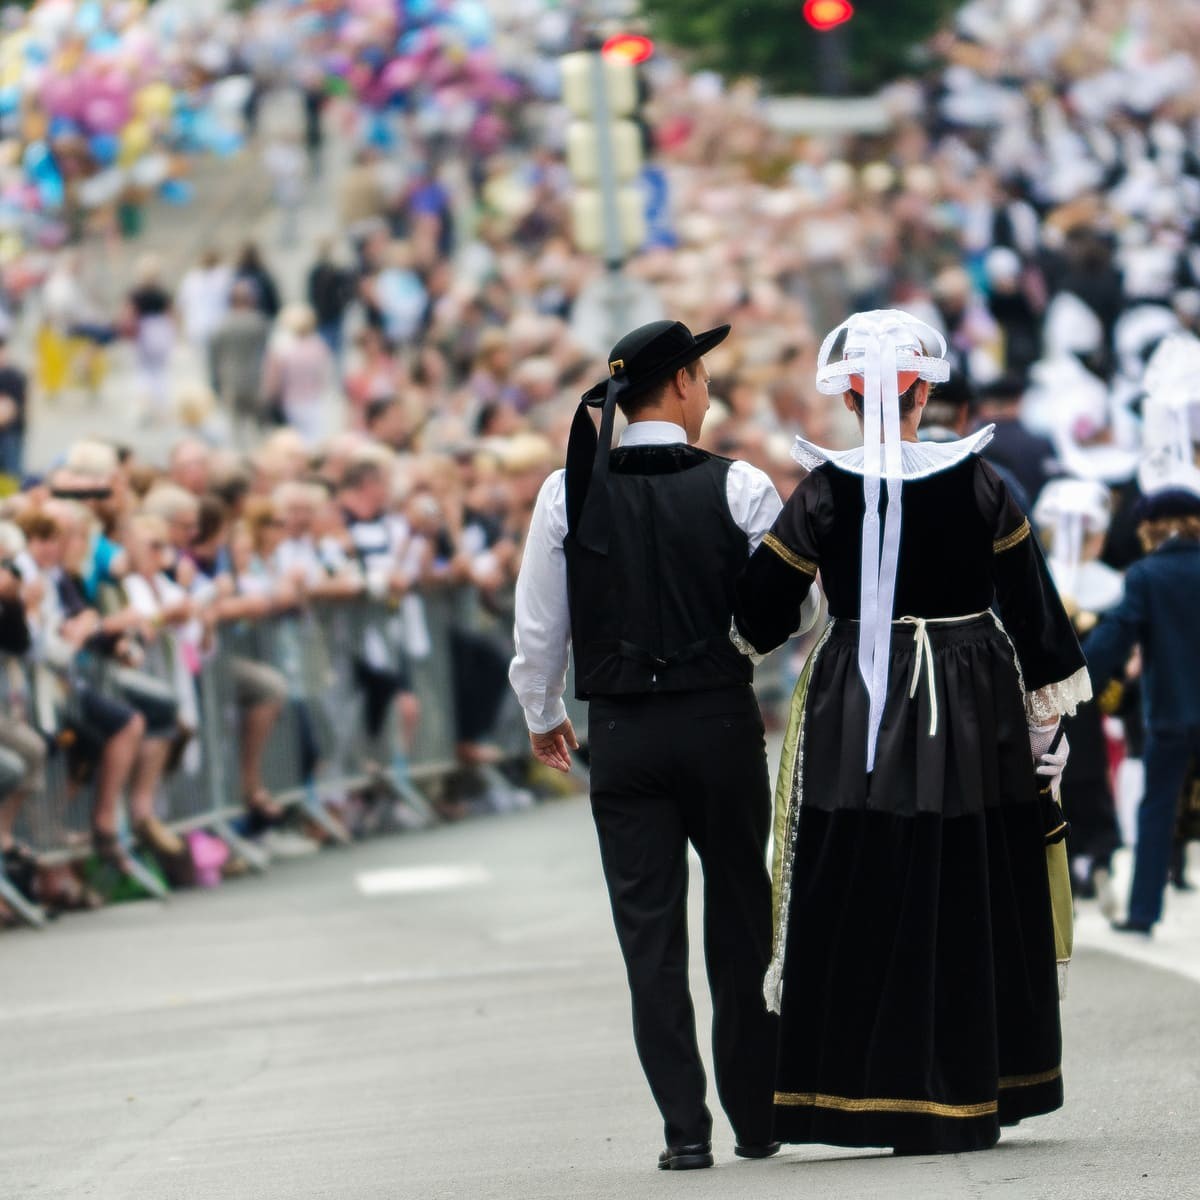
left=817, top=26, right=850, bottom=96
left=587, top=52, right=629, bottom=345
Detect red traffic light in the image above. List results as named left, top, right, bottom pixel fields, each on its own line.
left=602, top=33, right=655, bottom=65
left=803, top=0, right=854, bottom=31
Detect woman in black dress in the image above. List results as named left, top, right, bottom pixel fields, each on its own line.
left=734, top=310, right=1089, bottom=1156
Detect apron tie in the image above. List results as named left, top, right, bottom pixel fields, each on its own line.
left=895, top=612, right=990, bottom=741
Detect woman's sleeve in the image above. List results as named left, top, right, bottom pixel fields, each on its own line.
left=733, top=469, right=825, bottom=656
left=978, top=459, right=1092, bottom=724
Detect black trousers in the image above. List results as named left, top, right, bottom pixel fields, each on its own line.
left=588, top=685, right=777, bottom=1148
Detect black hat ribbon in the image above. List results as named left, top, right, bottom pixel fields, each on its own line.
left=566, top=369, right=626, bottom=555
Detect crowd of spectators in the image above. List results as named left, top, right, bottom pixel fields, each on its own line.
left=6, top=0, right=1200, bottom=921
left=0, top=423, right=550, bottom=914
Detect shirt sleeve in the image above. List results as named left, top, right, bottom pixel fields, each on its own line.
left=725, top=460, right=783, bottom=553
left=977, top=458, right=1092, bottom=724
left=509, top=470, right=572, bottom=735
left=733, top=468, right=825, bottom=656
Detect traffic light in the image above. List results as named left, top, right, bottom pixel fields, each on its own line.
left=561, top=49, right=647, bottom=264
left=803, top=0, right=854, bottom=31
left=602, top=33, right=655, bottom=66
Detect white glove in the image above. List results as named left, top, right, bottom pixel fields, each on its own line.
left=1028, top=722, right=1059, bottom=759
left=1035, top=733, right=1070, bottom=793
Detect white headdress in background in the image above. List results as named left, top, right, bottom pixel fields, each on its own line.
left=814, top=309, right=950, bottom=773
left=1032, top=478, right=1122, bottom=613
left=1138, top=333, right=1200, bottom=497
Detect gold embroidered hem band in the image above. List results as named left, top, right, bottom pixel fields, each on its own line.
left=993, top=518, right=1031, bottom=554
left=774, top=1091, right=997, bottom=1119
left=999, top=1066, right=1062, bottom=1090
left=763, top=533, right=818, bottom=576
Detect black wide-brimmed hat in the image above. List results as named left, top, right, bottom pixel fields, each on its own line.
left=568, top=320, right=730, bottom=555
left=581, top=320, right=731, bottom=404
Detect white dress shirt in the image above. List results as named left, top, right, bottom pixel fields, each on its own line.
left=509, top=421, right=786, bottom=734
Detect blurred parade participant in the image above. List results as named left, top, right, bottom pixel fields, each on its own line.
left=38, top=252, right=109, bottom=403
left=124, top=256, right=175, bottom=423
left=260, top=305, right=333, bottom=447
left=0, top=525, right=45, bottom=902
left=976, top=374, right=1058, bottom=506
left=0, top=337, right=29, bottom=485
left=511, top=321, right=798, bottom=1170
left=264, top=132, right=307, bottom=248
left=306, top=240, right=356, bottom=363
left=344, top=328, right=406, bottom=431
left=372, top=242, right=428, bottom=348
left=735, top=310, right=1087, bottom=1155
left=1086, top=481, right=1200, bottom=934
left=177, top=250, right=232, bottom=373
left=210, top=281, right=272, bottom=446
left=1086, top=335, right=1200, bottom=933
left=1033, top=478, right=1124, bottom=912
left=233, top=243, right=281, bottom=321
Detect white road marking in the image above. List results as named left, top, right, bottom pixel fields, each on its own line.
left=355, top=863, right=492, bottom=896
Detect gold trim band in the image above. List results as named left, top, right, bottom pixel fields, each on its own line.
left=774, top=1091, right=997, bottom=1119
left=763, top=533, right=818, bottom=576
left=999, top=1066, right=1062, bottom=1090
left=993, top=518, right=1031, bottom=554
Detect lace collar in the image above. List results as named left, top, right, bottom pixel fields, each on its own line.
left=790, top=425, right=996, bottom=480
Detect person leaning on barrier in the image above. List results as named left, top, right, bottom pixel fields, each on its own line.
left=0, top=537, right=47, bottom=906
left=12, top=508, right=149, bottom=881
left=336, top=456, right=424, bottom=756
left=55, top=441, right=132, bottom=603
left=182, top=493, right=292, bottom=826
left=52, top=502, right=188, bottom=865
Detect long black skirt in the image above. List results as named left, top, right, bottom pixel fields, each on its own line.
left=771, top=616, right=1062, bottom=1154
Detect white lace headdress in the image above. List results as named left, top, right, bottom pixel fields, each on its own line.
left=1139, top=333, right=1200, bottom=498
left=815, top=309, right=950, bottom=773
left=1032, top=478, right=1122, bottom=612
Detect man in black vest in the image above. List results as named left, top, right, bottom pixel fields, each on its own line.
left=511, top=321, right=813, bottom=1170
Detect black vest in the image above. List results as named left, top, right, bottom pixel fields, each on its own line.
left=564, top=444, right=753, bottom=699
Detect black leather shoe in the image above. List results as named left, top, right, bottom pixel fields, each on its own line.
left=1111, top=918, right=1153, bottom=936
left=734, top=1141, right=781, bottom=1159
left=657, top=1142, right=714, bottom=1171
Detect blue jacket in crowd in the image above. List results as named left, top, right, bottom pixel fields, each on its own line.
left=1084, top=537, right=1200, bottom=731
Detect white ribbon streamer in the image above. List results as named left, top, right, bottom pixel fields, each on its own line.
left=814, top=310, right=950, bottom=772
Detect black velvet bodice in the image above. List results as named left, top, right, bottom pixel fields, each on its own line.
left=735, top=451, right=1086, bottom=696
left=810, top=459, right=998, bottom=619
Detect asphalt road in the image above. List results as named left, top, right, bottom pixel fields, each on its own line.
left=1, top=795, right=1198, bottom=1200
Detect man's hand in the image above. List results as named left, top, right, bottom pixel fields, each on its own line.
left=529, top=719, right=579, bottom=773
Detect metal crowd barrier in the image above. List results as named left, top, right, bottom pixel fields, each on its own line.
left=1, top=586, right=581, bottom=927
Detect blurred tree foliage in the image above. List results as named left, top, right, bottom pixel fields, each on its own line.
left=639, top=0, right=960, bottom=95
